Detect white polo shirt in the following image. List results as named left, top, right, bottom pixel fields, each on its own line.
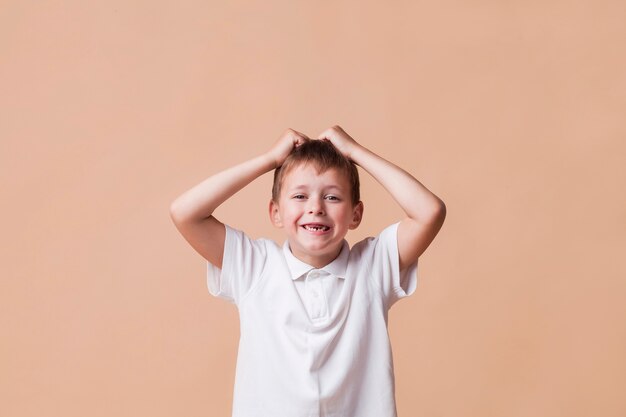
left=207, top=222, right=418, bottom=417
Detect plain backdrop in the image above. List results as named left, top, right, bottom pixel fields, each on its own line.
left=2, top=1, right=625, bottom=416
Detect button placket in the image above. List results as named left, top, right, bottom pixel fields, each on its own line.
left=305, top=270, right=328, bottom=321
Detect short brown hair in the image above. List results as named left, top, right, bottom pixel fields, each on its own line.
left=272, top=140, right=360, bottom=206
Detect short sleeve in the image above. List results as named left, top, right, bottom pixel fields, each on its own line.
left=206, top=224, right=268, bottom=305
left=358, top=222, right=418, bottom=309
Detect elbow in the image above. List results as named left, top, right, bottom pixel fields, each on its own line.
left=169, top=199, right=211, bottom=226
left=435, top=201, right=447, bottom=226
left=437, top=200, right=446, bottom=218
left=169, top=200, right=186, bottom=224
left=427, top=200, right=446, bottom=225
left=412, top=201, right=446, bottom=227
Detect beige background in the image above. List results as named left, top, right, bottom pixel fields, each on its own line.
left=2, top=1, right=625, bottom=416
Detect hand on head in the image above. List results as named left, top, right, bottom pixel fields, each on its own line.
left=315, top=125, right=361, bottom=161
left=269, top=125, right=360, bottom=168
left=268, top=128, right=310, bottom=168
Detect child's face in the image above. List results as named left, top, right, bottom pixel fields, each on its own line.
left=269, top=163, right=363, bottom=268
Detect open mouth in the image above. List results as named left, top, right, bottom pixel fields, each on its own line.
left=302, top=224, right=330, bottom=232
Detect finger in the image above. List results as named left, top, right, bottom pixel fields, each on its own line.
left=294, top=136, right=308, bottom=147
left=317, top=131, right=329, bottom=140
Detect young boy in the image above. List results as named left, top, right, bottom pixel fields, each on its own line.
left=170, top=125, right=446, bottom=417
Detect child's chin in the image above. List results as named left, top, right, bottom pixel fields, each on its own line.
left=306, top=242, right=342, bottom=255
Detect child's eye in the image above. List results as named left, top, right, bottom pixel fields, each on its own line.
left=325, top=195, right=339, bottom=201
left=293, top=194, right=306, bottom=200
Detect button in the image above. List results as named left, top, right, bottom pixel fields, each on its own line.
left=309, top=271, right=319, bottom=278
left=311, top=290, right=319, bottom=298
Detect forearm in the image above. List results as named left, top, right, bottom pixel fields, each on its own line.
left=170, top=152, right=275, bottom=222
left=350, top=145, right=444, bottom=221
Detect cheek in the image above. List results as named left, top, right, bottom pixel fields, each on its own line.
left=333, top=207, right=353, bottom=223
left=282, top=206, right=301, bottom=222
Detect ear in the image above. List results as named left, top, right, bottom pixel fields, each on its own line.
left=348, top=201, right=364, bottom=230
left=269, top=199, right=283, bottom=228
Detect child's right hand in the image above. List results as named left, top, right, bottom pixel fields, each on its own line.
left=267, top=128, right=310, bottom=168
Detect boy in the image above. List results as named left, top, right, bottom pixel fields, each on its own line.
left=170, top=125, right=446, bottom=417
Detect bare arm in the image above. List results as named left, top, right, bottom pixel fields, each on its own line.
left=169, top=129, right=310, bottom=268
left=317, top=126, right=446, bottom=271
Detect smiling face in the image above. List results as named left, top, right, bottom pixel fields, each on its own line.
left=269, top=162, right=363, bottom=268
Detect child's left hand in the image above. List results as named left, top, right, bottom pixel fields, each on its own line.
left=316, top=125, right=362, bottom=161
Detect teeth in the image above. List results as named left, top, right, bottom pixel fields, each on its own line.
left=304, top=225, right=329, bottom=232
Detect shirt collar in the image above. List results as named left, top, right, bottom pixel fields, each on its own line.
left=282, top=240, right=350, bottom=280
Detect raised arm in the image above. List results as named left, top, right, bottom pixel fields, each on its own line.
left=317, top=125, right=446, bottom=271
left=169, top=129, right=310, bottom=268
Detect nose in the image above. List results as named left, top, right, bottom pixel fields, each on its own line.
left=307, top=197, right=325, bottom=215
